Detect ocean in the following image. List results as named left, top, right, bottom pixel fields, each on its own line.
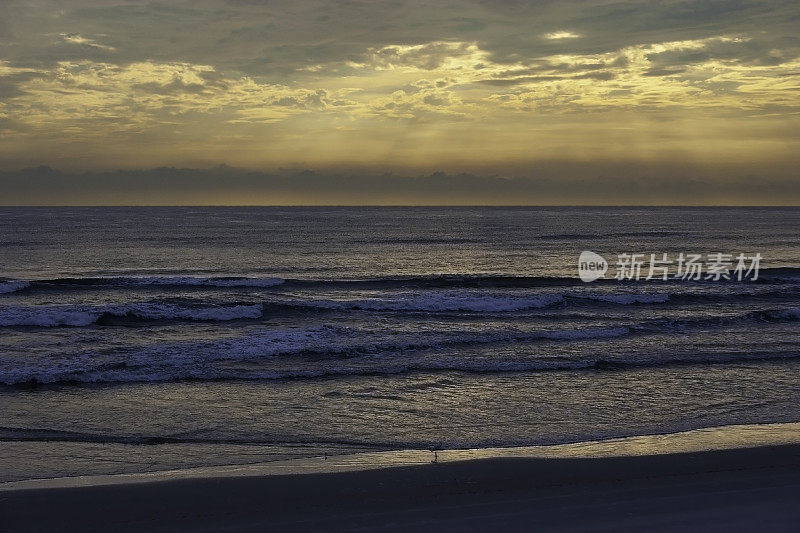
left=2, top=206, right=800, bottom=482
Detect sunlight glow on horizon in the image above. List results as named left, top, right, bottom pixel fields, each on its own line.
left=0, top=0, right=798, bottom=203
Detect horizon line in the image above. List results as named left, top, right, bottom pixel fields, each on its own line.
left=3, top=204, right=800, bottom=208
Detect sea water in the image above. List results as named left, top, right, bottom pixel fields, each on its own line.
left=1, top=207, right=799, bottom=481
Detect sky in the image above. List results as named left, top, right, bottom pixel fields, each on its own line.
left=1, top=0, right=799, bottom=204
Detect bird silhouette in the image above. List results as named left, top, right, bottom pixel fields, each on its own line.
left=429, top=442, right=444, bottom=464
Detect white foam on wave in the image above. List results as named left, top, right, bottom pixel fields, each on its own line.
left=0, top=307, right=98, bottom=327
left=0, top=325, right=338, bottom=384
left=121, top=276, right=285, bottom=288
left=0, top=323, right=638, bottom=385
left=574, top=293, right=670, bottom=304
left=766, top=307, right=800, bottom=320
left=7, top=346, right=799, bottom=386
left=206, top=278, right=285, bottom=288
left=302, top=293, right=565, bottom=312
left=544, top=327, right=630, bottom=340
left=111, top=303, right=264, bottom=321
left=0, top=281, right=30, bottom=294
left=290, top=290, right=674, bottom=312
left=0, top=302, right=265, bottom=327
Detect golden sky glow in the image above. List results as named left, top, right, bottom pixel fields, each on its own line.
left=0, top=0, right=798, bottom=203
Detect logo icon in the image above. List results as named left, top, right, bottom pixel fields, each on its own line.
left=578, top=251, right=608, bottom=282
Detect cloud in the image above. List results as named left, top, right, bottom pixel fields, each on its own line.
left=0, top=0, right=798, bottom=187
left=3, top=31, right=799, bottom=134
left=353, top=42, right=480, bottom=71
left=542, top=31, right=581, bottom=40
left=1, top=60, right=357, bottom=132
left=477, top=36, right=800, bottom=112
left=60, top=33, right=115, bottom=51
left=366, top=87, right=468, bottom=120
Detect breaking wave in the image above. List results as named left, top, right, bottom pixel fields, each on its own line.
left=4, top=349, right=799, bottom=387
left=2, top=305, right=800, bottom=386
left=0, top=303, right=264, bottom=327
left=11, top=267, right=800, bottom=293
left=0, top=281, right=29, bottom=294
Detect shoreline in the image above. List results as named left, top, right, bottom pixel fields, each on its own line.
left=3, top=441, right=800, bottom=532
left=3, top=421, right=799, bottom=491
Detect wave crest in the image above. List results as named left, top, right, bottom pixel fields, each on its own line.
left=0, top=281, right=30, bottom=294
left=0, top=303, right=264, bottom=327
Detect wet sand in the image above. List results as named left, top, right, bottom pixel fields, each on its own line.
left=2, top=444, right=800, bottom=532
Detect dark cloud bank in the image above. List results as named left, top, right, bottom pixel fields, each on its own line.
left=2, top=165, right=798, bottom=205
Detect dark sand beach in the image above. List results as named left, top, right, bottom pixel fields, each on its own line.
left=3, top=444, right=799, bottom=532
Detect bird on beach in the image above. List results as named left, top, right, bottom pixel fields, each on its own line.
left=429, top=442, right=443, bottom=464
